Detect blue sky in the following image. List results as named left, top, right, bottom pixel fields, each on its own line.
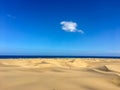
left=0, top=0, right=120, bottom=56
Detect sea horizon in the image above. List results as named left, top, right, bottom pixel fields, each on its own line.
left=0, top=55, right=120, bottom=59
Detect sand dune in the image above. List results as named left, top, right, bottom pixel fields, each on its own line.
left=0, top=58, right=120, bottom=90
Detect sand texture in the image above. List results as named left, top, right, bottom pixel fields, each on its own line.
left=0, top=58, right=120, bottom=90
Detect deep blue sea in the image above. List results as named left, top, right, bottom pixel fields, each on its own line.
left=0, top=55, right=120, bottom=59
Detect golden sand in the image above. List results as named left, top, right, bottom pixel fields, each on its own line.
left=0, top=58, right=120, bottom=90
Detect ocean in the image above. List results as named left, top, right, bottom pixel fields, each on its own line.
left=0, top=55, right=120, bottom=59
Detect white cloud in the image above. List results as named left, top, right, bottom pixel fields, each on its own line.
left=60, top=21, right=84, bottom=33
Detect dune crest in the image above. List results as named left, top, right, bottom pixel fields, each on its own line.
left=0, top=59, right=88, bottom=68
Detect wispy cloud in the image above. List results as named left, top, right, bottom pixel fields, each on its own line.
left=60, top=21, right=84, bottom=33
left=7, top=14, right=16, bottom=19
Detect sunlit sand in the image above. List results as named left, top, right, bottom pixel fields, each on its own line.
left=0, top=58, right=120, bottom=90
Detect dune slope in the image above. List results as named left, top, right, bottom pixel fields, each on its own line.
left=0, top=58, right=120, bottom=90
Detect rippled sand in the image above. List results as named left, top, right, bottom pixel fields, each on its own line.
left=0, top=58, right=120, bottom=90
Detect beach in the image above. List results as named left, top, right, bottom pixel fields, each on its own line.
left=0, top=58, right=120, bottom=90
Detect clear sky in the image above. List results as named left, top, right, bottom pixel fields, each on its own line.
left=0, top=0, right=120, bottom=56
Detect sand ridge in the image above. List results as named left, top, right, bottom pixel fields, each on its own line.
left=0, top=58, right=120, bottom=90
